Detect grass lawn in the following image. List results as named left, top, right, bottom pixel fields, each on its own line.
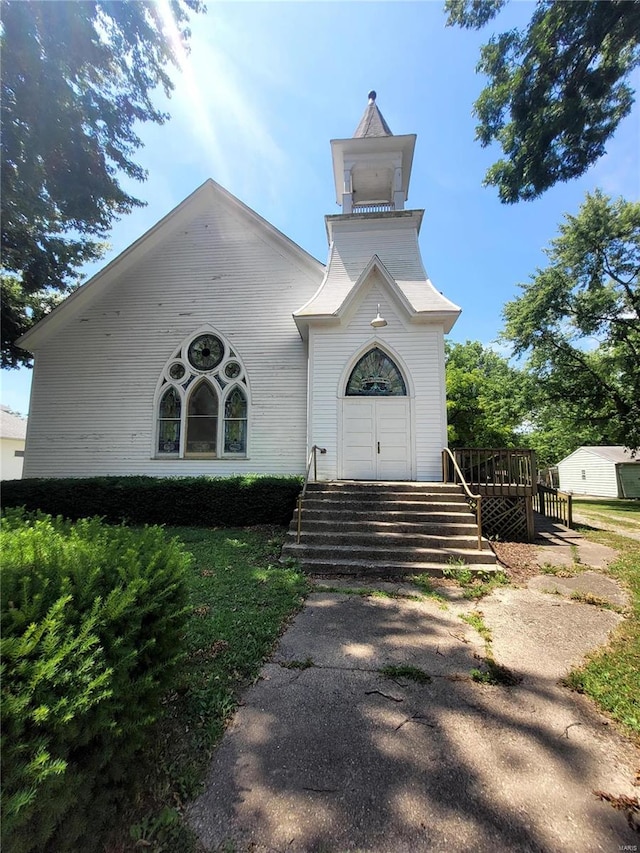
left=566, top=529, right=640, bottom=743
left=111, top=526, right=308, bottom=852
left=572, top=498, right=640, bottom=532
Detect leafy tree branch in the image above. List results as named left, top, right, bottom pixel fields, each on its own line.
left=445, top=0, right=640, bottom=202
left=1, top=0, right=204, bottom=368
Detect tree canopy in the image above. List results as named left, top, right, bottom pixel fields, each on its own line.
left=445, top=340, right=529, bottom=448
left=1, top=0, right=203, bottom=368
left=445, top=0, right=640, bottom=202
left=502, top=190, right=640, bottom=452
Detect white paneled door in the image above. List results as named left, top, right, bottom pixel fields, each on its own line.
left=341, top=398, right=411, bottom=480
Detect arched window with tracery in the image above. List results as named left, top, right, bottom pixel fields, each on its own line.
left=346, top=347, right=407, bottom=396
left=155, top=330, right=249, bottom=458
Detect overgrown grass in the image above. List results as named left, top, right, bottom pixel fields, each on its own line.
left=569, top=590, right=624, bottom=612
left=114, top=527, right=308, bottom=851
left=470, top=660, right=521, bottom=686
left=540, top=563, right=582, bottom=577
left=406, top=574, right=449, bottom=605
left=565, top=531, right=640, bottom=741
left=460, top=610, right=521, bottom=686
left=443, top=566, right=510, bottom=600
left=460, top=610, right=492, bottom=643
left=314, top=584, right=422, bottom=601
left=380, top=664, right=432, bottom=684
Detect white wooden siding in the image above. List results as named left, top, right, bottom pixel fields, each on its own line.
left=24, top=202, right=320, bottom=478
left=1, top=438, right=25, bottom=480
left=557, top=448, right=620, bottom=497
left=309, top=281, right=447, bottom=482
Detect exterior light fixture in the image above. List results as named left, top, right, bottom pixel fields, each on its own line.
left=370, top=304, right=387, bottom=328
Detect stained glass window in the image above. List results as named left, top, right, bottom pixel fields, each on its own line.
left=187, top=334, right=224, bottom=371
left=224, top=387, right=247, bottom=453
left=169, top=362, right=186, bottom=380
left=158, top=387, right=181, bottom=453
left=156, top=334, right=250, bottom=458
left=346, top=348, right=407, bottom=396
left=186, top=382, right=218, bottom=454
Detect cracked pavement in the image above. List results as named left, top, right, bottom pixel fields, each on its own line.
left=187, top=581, right=639, bottom=853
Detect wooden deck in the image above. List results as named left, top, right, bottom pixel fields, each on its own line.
left=446, top=448, right=537, bottom=497
left=443, top=448, right=537, bottom=541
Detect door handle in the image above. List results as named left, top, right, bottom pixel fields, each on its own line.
left=377, top=441, right=380, bottom=454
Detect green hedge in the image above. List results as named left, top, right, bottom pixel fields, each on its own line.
left=1, top=511, right=191, bottom=853
left=0, top=475, right=303, bottom=527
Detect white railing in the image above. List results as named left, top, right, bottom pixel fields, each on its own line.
left=353, top=203, right=394, bottom=214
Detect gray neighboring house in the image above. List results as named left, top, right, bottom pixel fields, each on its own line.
left=557, top=446, right=640, bottom=498
left=0, top=406, right=27, bottom=480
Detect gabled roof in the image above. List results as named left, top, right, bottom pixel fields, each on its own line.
left=559, top=446, right=639, bottom=465
left=584, top=446, right=638, bottom=464
left=0, top=407, right=27, bottom=440
left=18, top=179, right=324, bottom=351
left=353, top=91, right=393, bottom=138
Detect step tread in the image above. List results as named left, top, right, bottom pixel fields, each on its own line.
left=287, top=531, right=483, bottom=544
left=292, top=559, right=498, bottom=574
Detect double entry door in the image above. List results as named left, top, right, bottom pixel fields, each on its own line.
left=341, top=398, right=412, bottom=481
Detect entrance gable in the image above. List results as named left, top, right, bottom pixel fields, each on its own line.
left=337, top=255, right=415, bottom=328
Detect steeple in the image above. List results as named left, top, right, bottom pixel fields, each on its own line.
left=352, top=91, right=393, bottom=138
left=330, top=92, right=416, bottom=214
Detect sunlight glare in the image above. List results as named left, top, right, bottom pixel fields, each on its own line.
left=154, top=0, right=286, bottom=195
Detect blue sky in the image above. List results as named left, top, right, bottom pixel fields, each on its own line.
left=2, top=0, right=639, bottom=415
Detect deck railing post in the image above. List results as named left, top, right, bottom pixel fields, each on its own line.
left=477, top=496, right=482, bottom=551
left=566, top=493, right=573, bottom=529
left=296, top=495, right=302, bottom=544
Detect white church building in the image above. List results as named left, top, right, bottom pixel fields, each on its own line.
left=19, top=94, right=461, bottom=483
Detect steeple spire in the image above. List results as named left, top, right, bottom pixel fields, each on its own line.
left=330, top=92, right=416, bottom=213
left=353, top=90, right=393, bottom=138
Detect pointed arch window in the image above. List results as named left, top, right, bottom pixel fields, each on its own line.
left=155, top=331, right=250, bottom=458
left=158, top=387, right=181, bottom=454
left=186, top=381, right=218, bottom=455
left=224, top=387, right=247, bottom=454
left=346, top=347, right=407, bottom=396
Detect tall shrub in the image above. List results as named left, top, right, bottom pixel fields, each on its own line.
left=1, top=511, right=191, bottom=853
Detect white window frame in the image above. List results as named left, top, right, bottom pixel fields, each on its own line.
left=152, top=329, right=250, bottom=460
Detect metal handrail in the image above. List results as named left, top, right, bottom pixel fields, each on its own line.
left=296, top=445, right=327, bottom=543
left=442, top=448, right=483, bottom=551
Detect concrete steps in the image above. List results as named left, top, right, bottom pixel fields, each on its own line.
left=282, top=481, right=497, bottom=576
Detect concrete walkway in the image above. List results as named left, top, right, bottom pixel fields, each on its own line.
left=533, top=514, right=620, bottom=570
left=188, top=533, right=639, bottom=852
